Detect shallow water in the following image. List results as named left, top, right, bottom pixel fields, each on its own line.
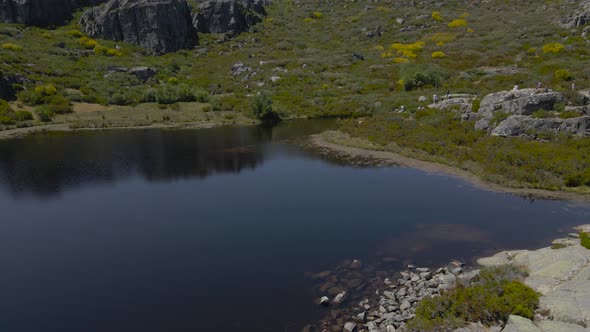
left=0, top=120, right=588, bottom=332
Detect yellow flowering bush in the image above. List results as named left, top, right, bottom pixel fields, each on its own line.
left=1, top=43, right=22, bottom=51
left=542, top=43, right=565, bottom=54
left=431, top=51, right=446, bottom=59
left=448, top=19, right=467, bottom=28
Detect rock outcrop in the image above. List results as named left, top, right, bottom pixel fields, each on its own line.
left=0, top=0, right=76, bottom=26
left=472, top=88, right=590, bottom=137
left=0, top=73, right=27, bottom=101
left=193, top=0, right=268, bottom=35
left=79, top=0, right=198, bottom=54
left=479, top=225, right=590, bottom=331
left=491, top=115, right=590, bottom=137
left=561, top=0, right=590, bottom=28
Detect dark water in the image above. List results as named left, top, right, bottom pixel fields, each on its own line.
left=0, top=120, right=589, bottom=332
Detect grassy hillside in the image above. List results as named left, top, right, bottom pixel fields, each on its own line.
left=1, top=0, right=587, bottom=118
left=1, top=1, right=590, bottom=191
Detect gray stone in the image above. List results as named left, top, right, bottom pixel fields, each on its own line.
left=501, top=315, right=540, bottom=332
left=0, top=0, right=76, bottom=26
left=0, top=73, right=27, bottom=101
left=537, top=320, right=589, bottom=332
left=193, top=0, right=267, bottom=35
left=491, top=115, right=590, bottom=137
left=334, top=291, right=346, bottom=304
left=561, top=0, right=590, bottom=28
left=128, top=67, right=157, bottom=81
left=343, top=322, right=357, bottom=332
left=79, top=0, right=198, bottom=54
left=399, top=300, right=410, bottom=311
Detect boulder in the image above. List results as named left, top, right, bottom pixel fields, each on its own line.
left=0, top=0, right=76, bottom=26
left=0, top=73, right=26, bottom=101
left=79, top=0, right=198, bottom=55
left=128, top=67, right=157, bottom=81
left=501, top=315, right=539, bottom=332
left=478, top=89, right=564, bottom=118
left=193, top=0, right=268, bottom=35
left=491, top=115, right=590, bottom=137
left=561, top=0, right=590, bottom=28
left=343, top=322, right=357, bottom=332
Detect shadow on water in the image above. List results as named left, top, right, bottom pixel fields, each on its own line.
left=0, top=119, right=339, bottom=198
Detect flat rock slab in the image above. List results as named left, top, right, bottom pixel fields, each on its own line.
left=501, top=315, right=590, bottom=332
left=480, top=225, right=590, bottom=329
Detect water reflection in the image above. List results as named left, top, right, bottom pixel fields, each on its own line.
left=0, top=120, right=337, bottom=198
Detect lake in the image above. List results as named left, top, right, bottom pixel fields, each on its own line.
left=0, top=120, right=588, bottom=332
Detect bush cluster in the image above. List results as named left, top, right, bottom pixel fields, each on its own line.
left=400, top=64, right=448, bottom=91
left=17, top=84, right=72, bottom=122
left=542, top=43, right=565, bottom=54
left=0, top=99, right=33, bottom=125
left=143, top=84, right=209, bottom=105
left=405, top=266, right=538, bottom=331
left=249, top=94, right=280, bottom=121
left=448, top=19, right=468, bottom=28
left=2, top=43, right=23, bottom=51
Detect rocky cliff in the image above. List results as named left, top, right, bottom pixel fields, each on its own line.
left=0, top=0, right=76, bottom=26
left=561, top=0, right=590, bottom=28
left=193, top=0, right=267, bottom=35
left=79, top=0, right=198, bottom=54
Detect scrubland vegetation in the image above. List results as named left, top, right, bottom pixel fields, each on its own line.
left=0, top=0, right=589, bottom=191
left=406, top=266, right=539, bottom=331
left=337, top=110, right=590, bottom=191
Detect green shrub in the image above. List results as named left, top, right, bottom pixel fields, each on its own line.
left=491, top=111, right=510, bottom=125
left=78, top=36, right=98, bottom=49
left=431, top=11, right=443, bottom=21
left=431, top=51, right=446, bottom=59
left=542, top=43, right=565, bottom=54
left=400, top=64, right=448, bottom=91
left=531, top=110, right=552, bottom=118
left=406, top=266, right=538, bottom=331
left=448, top=19, right=468, bottom=28
left=0, top=99, right=12, bottom=114
left=0, top=115, right=15, bottom=125
left=35, top=106, right=55, bottom=122
left=580, top=232, right=590, bottom=249
left=14, top=110, right=33, bottom=121
left=142, top=84, right=209, bottom=104
left=561, top=168, right=590, bottom=187
left=67, top=29, right=84, bottom=38
left=471, top=99, right=481, bottom=113
left=554, top=69, right=573, bottom=81
left=250, top=95, right=280, bottom=121
left=2, top=43, right=23, bottom=51
left=559, top=110, right=582, bottom=119
left=44, top=95, right=72, bottom=114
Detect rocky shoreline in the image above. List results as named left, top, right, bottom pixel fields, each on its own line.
left=304, top=224, right=590, bottom=332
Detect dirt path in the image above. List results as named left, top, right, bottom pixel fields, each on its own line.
left=311, top=133, right=590, bottom=204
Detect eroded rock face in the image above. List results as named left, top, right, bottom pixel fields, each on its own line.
left=491, top=115, right=590, bottom=138
left=79, top=0, right=198, bottom=54
left=561, top=0, right=590, bottom=28
left=193, top=0, right=268, bottom=35
left=0, top=0, right=76, bottom=26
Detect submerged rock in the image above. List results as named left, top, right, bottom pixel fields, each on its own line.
left=79, top=0, right=198, bottom=54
